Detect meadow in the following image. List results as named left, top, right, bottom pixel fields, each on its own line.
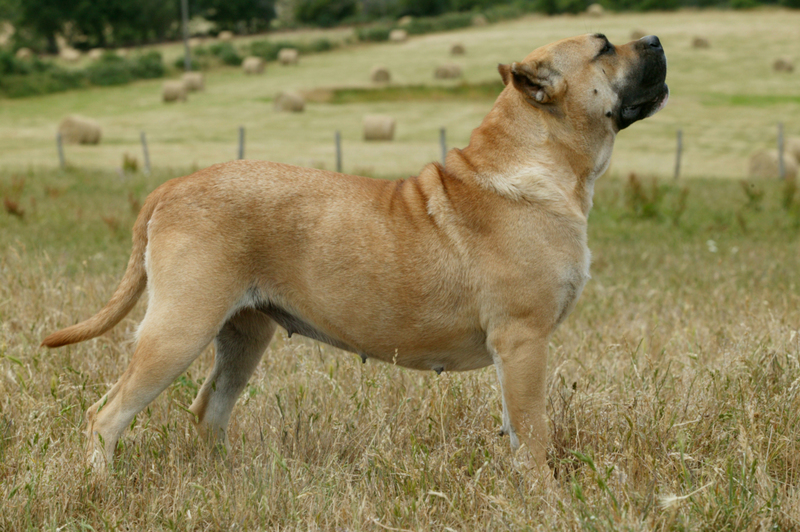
left=1, top=6, right=800, bottom=531
left=1, top=166, right=799, bottom=529
left=0, top=8, right=799, bottom=179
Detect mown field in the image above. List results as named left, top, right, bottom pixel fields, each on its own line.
left=1, top=166, right=799, bottom=529
left=1, top=8, right=799, bottom=179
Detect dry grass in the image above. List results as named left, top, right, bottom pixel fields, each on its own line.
left=1, top=167, right=799, bottom=529
left=1, top=9, right=800, bottom=178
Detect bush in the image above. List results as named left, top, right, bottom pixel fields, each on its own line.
left=130, top=51, right=165, bottom=79
left=405, top=12, right=473, bottom=34
left=87, top=54, right=134, bottom=86
left=209, top=42, right=242, bottom=65
left=0, top=69, right=88, bottom=98
left=295, top=0, right=358, bottom=27
left=173, top=56, right=202, bottom=71
left=356, top=25, right=392, bottom=42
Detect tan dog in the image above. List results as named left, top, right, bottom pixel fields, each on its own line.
left=43, top=34, right=668, bottom=473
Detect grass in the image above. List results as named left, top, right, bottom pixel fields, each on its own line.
left=1, top=8, right=800, bottom=178
left=1, top=167, right=799, bottom=529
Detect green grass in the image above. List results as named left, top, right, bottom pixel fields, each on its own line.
left=1, top=167, right=799, bottom=529
left=1, top=8, right=800, bottom=179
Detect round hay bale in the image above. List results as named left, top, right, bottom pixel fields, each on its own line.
left=163, top=80, right=187, bottom=103
left=692, top=37, right=710, bottom=49
left=217, top=30, right=234, bottom=41
left=748, top=149, right=798, bottom=180
left=182, top=72, right=204, bottom=91
left=389, top=29, right=408, bottom=43
left=188, top=37, right=203, bottom=48
left=370, top=66, right=391, bottom=83
left=278, top=48, right=299, bottom=65
left=363, top=115, right=395, bottom=141
left=58, top=115, right=102, bottom=145
left=786, top=137, right=800, bottom=164
left=773, top=57, right=794, bottom=73
left=630, top=29, right=647, bottom=40
left=274, top=91, right=305, bottom=113
left=243, top=56, right=265, bottom=75
left=434, top=63, right=462, bottom=79
left=15, top=47, right=33, bottom=60
left=586, top=3, right=604, bottom=16
left=450, top=43, right=465, bottom=55
left=398, top=15, right=413, bottom=26
left=472, top=14, right=488, bottom=26
left=59, top=47, right=81, bottom=62
left=87, top=48, right=104, bottom=60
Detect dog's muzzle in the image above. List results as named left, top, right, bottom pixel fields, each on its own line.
left=616, top=35, right=669, bottom=130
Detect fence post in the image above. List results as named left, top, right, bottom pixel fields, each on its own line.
left=140, top=131, right=151, bottom=175
left=777, top=122, right=785, bottom=180
left=238, top=126, right=245, bottom=160
left=56, top=132, right=65, bottom=170
left=335, top=130, right=342, bottom=173
left=673, top=128, right=682, bottom=180
left=440, top=127, right=447, bottom=166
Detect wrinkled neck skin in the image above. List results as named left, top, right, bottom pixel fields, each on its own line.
left=447, top=86, right=615, bottom=219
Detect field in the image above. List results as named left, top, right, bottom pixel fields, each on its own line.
left=1, top=166, right=799, bottom=529
left=1, top=8, right=800, bottom=178
left=1, top=6, right=800, bottom=531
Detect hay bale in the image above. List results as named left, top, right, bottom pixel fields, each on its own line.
left=243, top=56, right=265, bottom=74
left=370, top=66, right=391, bottom=83
left=434, top=63, right=462, bottom=79
left=188, top=37, right=203, bottom=48
left=786, top=138, right=800, bottom=164
left=472, top=14, right=488, bottom=26
left=586, top=3, right=604, bottom=16
left=59, top=47, right=81, bottom=62
left=87, top=48, right=104, bottom=60
left=450, top=43, right=466, bottom=55
left=363, top=115, right=395, bottom=141
left=274, top=91, right=305, bottom=112
left=398, top=15, right=413, bottom=26
left=278, top=48, right=299, bottom=65
left=692, top=36, right=710, bottom=49
left=389, top=29, right=408, bottom=43
left=15, top=47, right=33, bottom=60
left=182, top=72, right=204, bottom=91
left=748, top=149, right=798, bottom=179
left=217, top=30, right=234, bottom=41
left=773, top=57, right=794, bottom=73
left=58, top=115, right=102, bottom=145
left=630, top=29, right=647, bottom=40
left=162, top=80, right=187, bottom=103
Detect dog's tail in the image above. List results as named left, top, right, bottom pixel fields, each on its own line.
left=41, top=190, right=160, bottom=348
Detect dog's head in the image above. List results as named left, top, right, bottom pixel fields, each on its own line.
left=499, top=33, right=668, bottom=132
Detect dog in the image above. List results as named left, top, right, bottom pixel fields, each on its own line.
left=42, top=33, right=668, bottom=473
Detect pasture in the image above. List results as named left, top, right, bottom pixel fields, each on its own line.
left=1, top=6, right=800, bottom=531
left=1, top=167, right=799, bottom=529
left=0, top=8, right=799, bottom=179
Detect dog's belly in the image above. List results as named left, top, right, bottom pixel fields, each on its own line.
left=255, top=301, right=492, bottom=373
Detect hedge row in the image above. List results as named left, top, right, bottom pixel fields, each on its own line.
left=0, top=50, right=165, bottom=98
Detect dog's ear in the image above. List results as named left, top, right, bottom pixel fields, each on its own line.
left=502, top=61, right=565, bottom=104
left=498, top=63, right=513, bottom=86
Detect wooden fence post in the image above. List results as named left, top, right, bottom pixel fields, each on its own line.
left=140, top=132, right=151, bottom=175
left=335, top=130, right=342, bottom=173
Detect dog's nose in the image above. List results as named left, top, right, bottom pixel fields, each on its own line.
left=641, top=35, right=662, bottom=50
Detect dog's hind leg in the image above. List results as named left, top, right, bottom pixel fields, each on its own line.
left=84, top=300, right=231, bottom=470
left=189, top=308, right=276, bottom=448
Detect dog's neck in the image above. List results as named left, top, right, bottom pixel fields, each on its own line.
left=448, top=90, right=615, bottom=218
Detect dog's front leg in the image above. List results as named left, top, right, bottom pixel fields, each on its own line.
left=488, top=324, right=551, bottom=477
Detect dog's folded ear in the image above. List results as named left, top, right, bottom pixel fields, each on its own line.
left=498, top=61, right=565, bottom=104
